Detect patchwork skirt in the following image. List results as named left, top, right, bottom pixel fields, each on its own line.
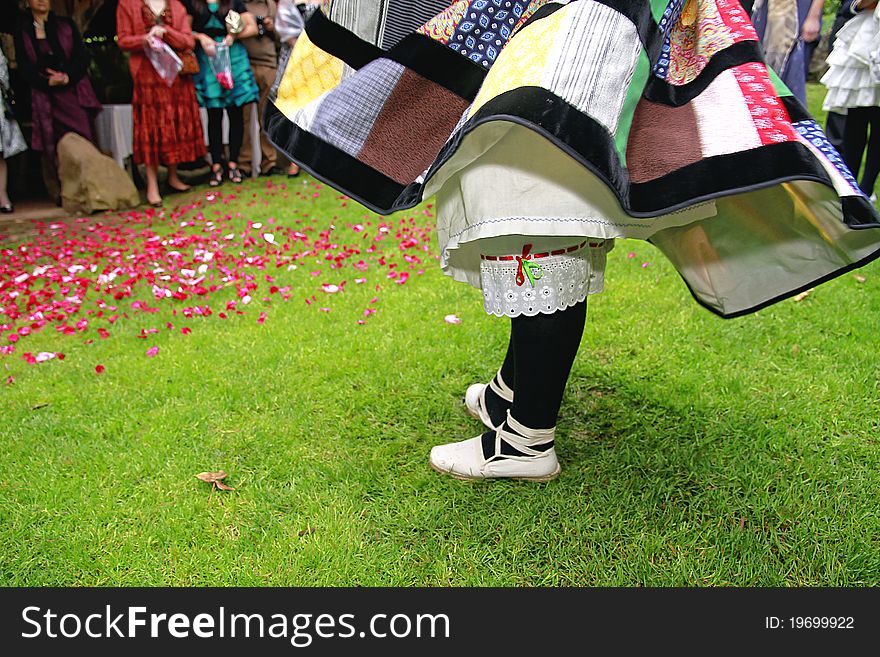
left=264, top=0, right=880, bottom=319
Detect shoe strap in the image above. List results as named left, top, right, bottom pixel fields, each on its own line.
left=504, top=411, right=555, bottom=445
left=492, top=411, right=555, bottom=458
left=488, top=369, right=514, bottom=402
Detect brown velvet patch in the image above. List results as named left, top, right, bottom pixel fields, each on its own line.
left=626, top=97, right=703, bottom=183
left=358, top=69, right=470, bottom=185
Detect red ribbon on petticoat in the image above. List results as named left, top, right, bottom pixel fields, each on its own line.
left=515, top=244, right=542, bottom=287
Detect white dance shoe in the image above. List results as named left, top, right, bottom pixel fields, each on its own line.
left=430, top=412, right=560, bottom=481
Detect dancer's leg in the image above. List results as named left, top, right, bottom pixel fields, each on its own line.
left=859, top=107, right=880, bottom=197
left=843, top=107, right=869, bottom=184
left=433, top=239, right=600, bottom=481
left=508, top=301, right=586, bottom=430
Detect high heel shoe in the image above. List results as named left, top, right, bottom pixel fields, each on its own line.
left=0, top=203, right=13, bottom=214
left=227, top=163, right=243, bottom=184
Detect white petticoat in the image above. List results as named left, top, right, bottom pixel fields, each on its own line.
left=479, top=239, right=609, bottom=317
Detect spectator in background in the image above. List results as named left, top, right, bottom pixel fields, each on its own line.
left=271, top=0, right=303, bottom=177
left=751, top=0, right=826, bottom=104
left=15, top=0, right=102, bottom=197
left=825, top=0, right=877, bottom=155
left=238, top=0, right=279, bottom=177
left=821, top=0, right=880, bottom=199
left=117, top=0, right=207, bottom=207
left=1, top=39, right=27, bottom=213
left=184, top=0, right=259, bottom=186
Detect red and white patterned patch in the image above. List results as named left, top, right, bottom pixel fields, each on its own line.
left=732, top=62, right=798, bottom=146
left=715, top=0, right=758, bottom=42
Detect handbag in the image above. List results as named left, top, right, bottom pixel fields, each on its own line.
left=179, top=49, right=199, bottom=75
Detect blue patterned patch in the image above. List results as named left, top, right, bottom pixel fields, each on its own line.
left=652, top=0, right=687, bottom=80
left=794, top=120, right=864, bottom=196
left=448, top=0, right=533, bottom=69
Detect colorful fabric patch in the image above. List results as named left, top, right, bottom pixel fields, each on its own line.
left=309, top=59, right=406, bottom=158
left=732, top=62, right=798, bottom=145
left=794, top=120, right=864, bottom=196
left=275, top=32, right=345, bottom=120
left=691, top=69, right=761, bottom=156
left=418, top=0, right=471, bottom=44
left=654, top=0, right=687, bottom=80
left=654, top=0, right=757, bottom=84
left=448, top=0, right=533, bottom=69
left=358, top=69, right=471, bottom=184
left=544, top=2, right=641, bottom=135
left=467, top=4, right=561, bottom=117
left=626, top=99, right=703, bottom=183
left=380, top=0, right=454, bottom=49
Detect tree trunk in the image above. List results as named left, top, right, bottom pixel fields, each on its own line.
left=51, top=0, right=109, bottom=34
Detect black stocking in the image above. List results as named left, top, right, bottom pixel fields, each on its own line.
left=482, top=301, right=587, bottom=458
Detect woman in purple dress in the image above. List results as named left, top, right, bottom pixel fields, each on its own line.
left=15, top=0, right=102, bottom=183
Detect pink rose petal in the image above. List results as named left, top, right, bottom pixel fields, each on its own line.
left=146, top=346, right=159, bottom=357
left=444, top=314, right=462, bottom=325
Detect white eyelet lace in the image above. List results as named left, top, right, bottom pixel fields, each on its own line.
left=479, top=241, right=607, bottom=318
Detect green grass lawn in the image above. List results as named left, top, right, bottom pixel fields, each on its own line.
left=1, top=85, right=878, bottom=587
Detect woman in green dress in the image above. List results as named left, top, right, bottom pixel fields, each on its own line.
left=184, top=0, right=260, bottom=185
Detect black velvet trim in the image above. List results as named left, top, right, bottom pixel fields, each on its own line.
left=643, top=41, right=765, bottom=107
left=841, top=196, right=880, bottom=228
left=387, top=34, right=487, bottom=100
left=520, top=1, right=568, bottom=29
left=305, top=9, right=382, bottom=71
left=629, top=144, right=839, bottom=215
left=781, top=95, right=812, bottom=124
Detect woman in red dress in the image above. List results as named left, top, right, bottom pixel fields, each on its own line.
left=117, top=0, right=207, bottom=206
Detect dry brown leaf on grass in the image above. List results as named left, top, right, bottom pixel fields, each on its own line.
left=793, top=289, right=813, bottom=302
left=195, top=470, right=236, bottom=492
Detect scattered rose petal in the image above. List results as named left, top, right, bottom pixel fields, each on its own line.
left=95, top=365, right=105, bottom=374
left=322, top=284, right=339, bottom=294
left=444, top=314, right=462, bottom=325
left=262, top=233, right=275, bottom=244
left=854, top=274, right=866, bottom=283
left=146, top=346, right=159, bottom=357
left=793, top=289, right=813, bottom=302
